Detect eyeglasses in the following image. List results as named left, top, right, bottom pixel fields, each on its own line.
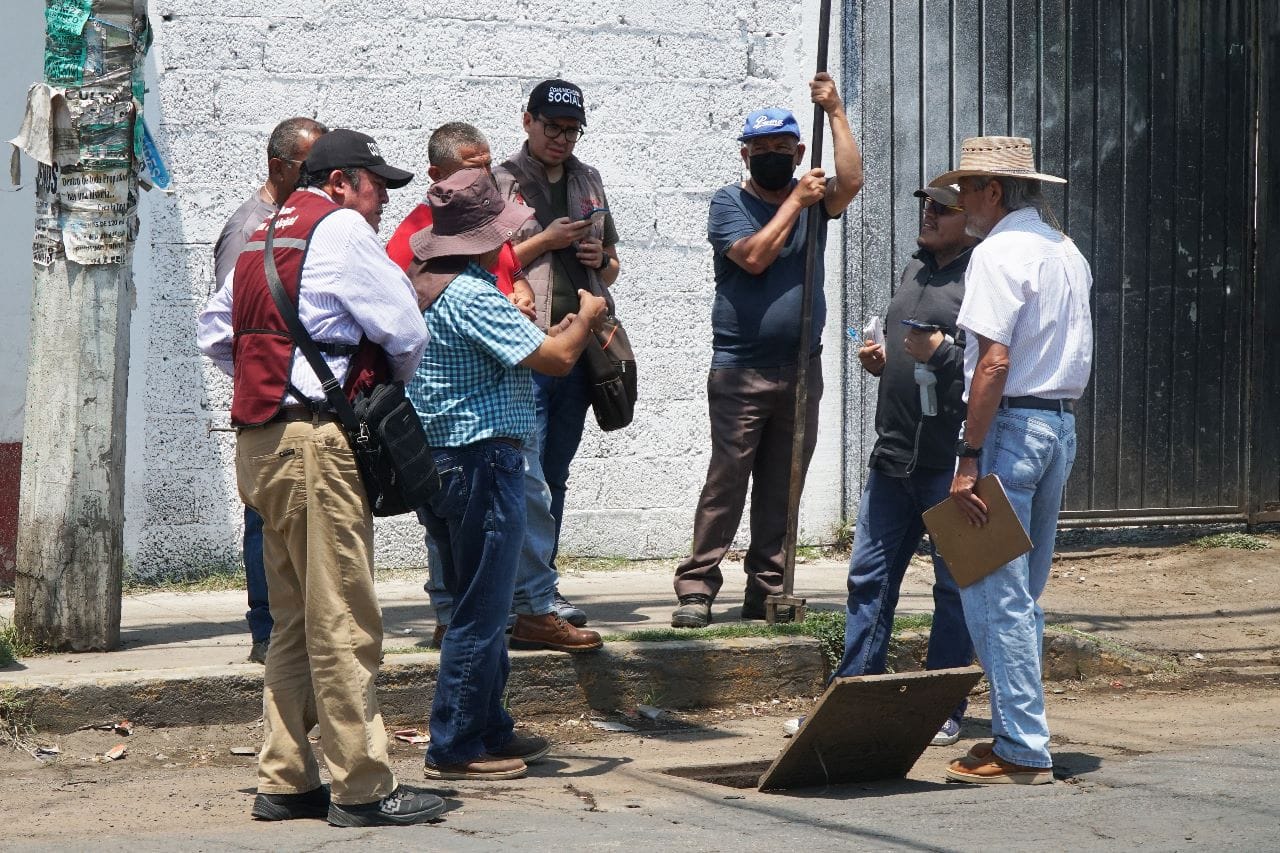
left=536, top=117, right=584, bottom=143
left=922, top=198, right=963, bottom=216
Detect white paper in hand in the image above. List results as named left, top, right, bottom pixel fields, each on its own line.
left=863, top=317, right=885, bottom=348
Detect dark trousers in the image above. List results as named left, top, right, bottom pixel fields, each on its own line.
left=417, top=439, right=524, bottom=767
left=674, top=357, right=823, bottom=602
left=243, top=506, right=273, bottom=643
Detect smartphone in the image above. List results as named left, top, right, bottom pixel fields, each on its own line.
left=901, top=318, right=943, bottom=332
left=581, top=206, right=609, bottom=223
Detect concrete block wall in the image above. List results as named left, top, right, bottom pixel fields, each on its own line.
left=128, top=0, right=851, bottom=578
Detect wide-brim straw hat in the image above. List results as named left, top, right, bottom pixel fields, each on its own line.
left=409, top=167, right=533, bottom=262
left=930, top=136, right=1066, bottom=186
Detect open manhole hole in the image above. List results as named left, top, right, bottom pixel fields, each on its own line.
left=663, top=761, right=772, bottom=790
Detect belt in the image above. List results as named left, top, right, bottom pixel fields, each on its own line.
left=269, top=404, right=341, bottom=425
left=1001, top=396, right=1074, bottom=413
left=492, top=436, right=522, bottom=449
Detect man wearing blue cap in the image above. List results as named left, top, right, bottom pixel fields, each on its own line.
left=672, top=73, right=864, bottom=628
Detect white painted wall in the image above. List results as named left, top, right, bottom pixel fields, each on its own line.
left=128, top=0, right=852, bottom=578
left=0, top=5, right=46, bottom=443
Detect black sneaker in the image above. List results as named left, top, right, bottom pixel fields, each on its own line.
left=671, top=594, right=712, bottom=629
left=327, top=785, right=446, bottom=827
left=552, top=591, right=588, bottom=627
left=490, top=732, right=551, bottom=765
left=251, top=785, right=330, bottom=821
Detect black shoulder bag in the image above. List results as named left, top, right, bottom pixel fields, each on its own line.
left=263, top=214, right=438, bottom=516
left=501, top=159, right=637, bottom=431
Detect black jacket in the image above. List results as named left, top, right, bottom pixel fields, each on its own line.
left=868, top=248, right=972, bottom=476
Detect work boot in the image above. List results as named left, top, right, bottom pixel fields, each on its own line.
left=326, top=785, right=446, bottom=827
left=552, top=590, right=588, bottom=627
left=945, top=752, right=1053, bottom=785
left=248, top=639, right=270, bottom=665
left=490, top=732, right=551, bottom=765
left=251, top=785, right=329, bottom=821
left=671, top=594, right=712, bottom=629
left=423, top=754, right=527, bottom=781
left=509, top=614, right=603, bottom=653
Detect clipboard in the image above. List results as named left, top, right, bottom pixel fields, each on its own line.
left=922, top=474, right=1032, bottom=587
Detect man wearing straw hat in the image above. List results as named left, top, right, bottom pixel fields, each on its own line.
left=405, top=168, right=608, bottom=782
left=939, top=136, right=1093, bottom=785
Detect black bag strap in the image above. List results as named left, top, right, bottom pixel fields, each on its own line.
left=501, top=158, right=602, bottom=300
left=262, top=212, right=362, bottom=436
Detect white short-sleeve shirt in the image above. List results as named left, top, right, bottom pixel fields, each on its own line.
left=957, top=207, right=1094, bottom=400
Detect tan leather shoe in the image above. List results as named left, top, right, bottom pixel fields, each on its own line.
left=945, top=752, right=1053, bottom=785
left=509, top=613, right=603, bottom=653
left=423, top=753, right=527, bottom=780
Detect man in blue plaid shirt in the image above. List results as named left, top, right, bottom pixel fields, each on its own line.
left=405, top=168, right=607, bottom=782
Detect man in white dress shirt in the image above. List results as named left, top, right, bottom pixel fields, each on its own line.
left=198, top=130, right=443, bottom=826
left=938, top=136, right=1093, bottom=785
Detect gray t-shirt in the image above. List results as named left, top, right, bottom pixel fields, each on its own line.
left=213, top=191, right=277, bottom=290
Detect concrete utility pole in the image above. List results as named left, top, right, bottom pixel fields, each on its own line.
left=14, top=1, right=151, bottom=651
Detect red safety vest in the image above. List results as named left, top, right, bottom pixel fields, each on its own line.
left=230, top=190, right=388, bottom=426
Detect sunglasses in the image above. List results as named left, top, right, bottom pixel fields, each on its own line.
left=922, top=197, right=964, bottom=216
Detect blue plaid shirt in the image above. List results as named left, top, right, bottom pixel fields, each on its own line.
left=407, top=264, right=545, bottom=447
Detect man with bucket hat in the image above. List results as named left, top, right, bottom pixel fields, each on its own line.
left=940, top=136, right=1093, bottom=784
left=405, top=168, right=609, bottom=781
left=198, top=128, right=443, bottom=825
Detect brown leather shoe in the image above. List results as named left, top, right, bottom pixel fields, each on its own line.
left=423, top=753, right=527, bottom=781
left=428, top=624, right=447, bottom=650
left=945, top=752, right=1053, bottom=785
left=509, top=613, right=603, bottom=653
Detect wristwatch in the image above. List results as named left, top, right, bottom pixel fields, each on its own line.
left=595, top=253, right=612, bottom=271
left=954, top=439, right=982, bottom=458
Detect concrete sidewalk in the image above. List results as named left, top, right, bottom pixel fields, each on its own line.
left=0, top=558, right=853, bottom=682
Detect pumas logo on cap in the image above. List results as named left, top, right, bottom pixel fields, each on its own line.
left=753, top=116, right=785, bottom=130
left=546, top=86, right=582, bottom=107
left=367, top=142, right=382, bottom=158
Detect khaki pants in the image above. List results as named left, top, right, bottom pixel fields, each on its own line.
left=235, top=420, right=395, bottom=806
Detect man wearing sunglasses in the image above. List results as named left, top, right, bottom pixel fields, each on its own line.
left=493, top=79, right=621, bottom=635
left=787, top=184, right=979, bottom=746
left=212, top=116, right=327, bottom=665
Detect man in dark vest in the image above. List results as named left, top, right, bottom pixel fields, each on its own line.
left=197, top=129, right=441, bottom=827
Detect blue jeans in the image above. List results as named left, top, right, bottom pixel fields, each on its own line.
left=533, top=359, right=591, bottom=569
left=417, top=439, right=524, bottom=766
left=243, top=506, right=273, bottom=643
left=836, top=468, right=974, bottom=725
left=961, top=408, right=1076, bottom=769
left=424, top=428, right=558, bottom=623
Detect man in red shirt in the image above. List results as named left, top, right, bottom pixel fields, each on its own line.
left=386, top=122, right=602, bottom=655
left=386, top=123, right=534, bottom=316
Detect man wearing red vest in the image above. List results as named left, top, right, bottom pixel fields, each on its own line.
left=197, top=129, right=441, bottom=827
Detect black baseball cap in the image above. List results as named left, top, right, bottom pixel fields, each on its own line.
left=303, top=128, right=414, bottom=189
left=526, top=79, right=586, bottom=125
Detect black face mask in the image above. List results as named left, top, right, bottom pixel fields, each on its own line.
left=748, top=151, right=797, bottom=191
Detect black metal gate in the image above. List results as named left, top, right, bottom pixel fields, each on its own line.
left=844, top=0, right=1269, bottom=525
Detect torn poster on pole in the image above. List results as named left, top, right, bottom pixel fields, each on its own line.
left=17, top=0, right=151, bottom=266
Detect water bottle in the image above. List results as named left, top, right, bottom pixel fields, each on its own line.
left=914, top=362, right=937, bottom=417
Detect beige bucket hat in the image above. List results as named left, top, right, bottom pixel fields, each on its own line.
left=931, top=136, right=1066, bottom=186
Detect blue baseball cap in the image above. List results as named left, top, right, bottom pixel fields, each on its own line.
left=738, top=108, right=802, bottom=142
